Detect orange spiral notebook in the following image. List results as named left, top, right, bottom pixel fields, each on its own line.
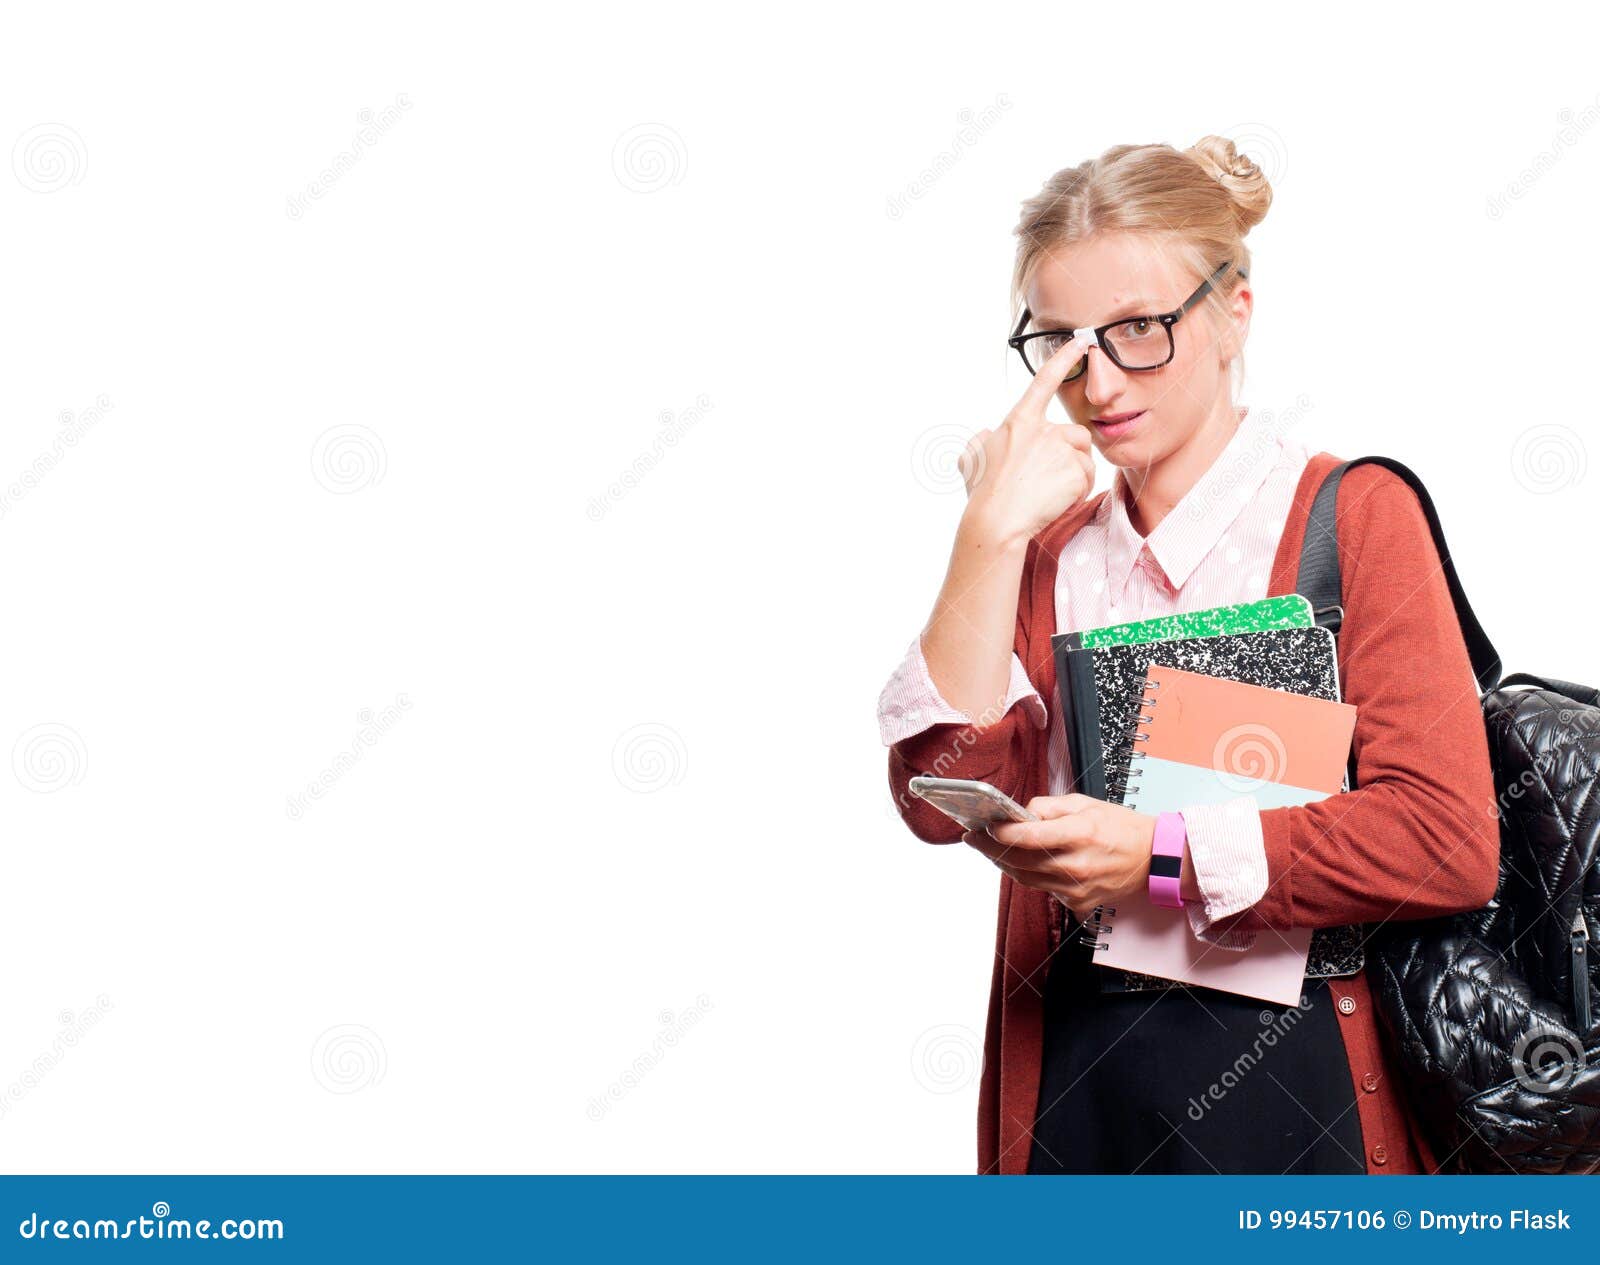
left=1081, top=663, right=1359, bottom=1006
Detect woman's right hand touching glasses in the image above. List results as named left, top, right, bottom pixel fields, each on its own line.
left=915, top=333, right=1096, bottom=724
left=957, top=332, right=1096, bottom=547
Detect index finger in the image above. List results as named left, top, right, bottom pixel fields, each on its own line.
left=1016, top=330, right=1091, bottom=417
left=1025, top=793, right=1099, bottom=820
left=984, top=816, right=1095, bottom=850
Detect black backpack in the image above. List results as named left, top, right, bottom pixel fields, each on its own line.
left=1295, top=456, right=1599, bottom=1174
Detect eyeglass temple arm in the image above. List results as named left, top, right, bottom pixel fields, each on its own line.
left=1177, top=260, right=1249, bottom=316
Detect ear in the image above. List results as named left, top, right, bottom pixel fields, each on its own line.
left=1218, top=278, right=1253, bottom=366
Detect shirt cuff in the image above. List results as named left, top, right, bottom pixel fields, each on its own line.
left=877, top=633, right=1047, bottom=747
left=1179, top=797, right=1269, bottom=952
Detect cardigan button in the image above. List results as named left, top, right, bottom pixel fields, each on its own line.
left=1362, top=1072, right=1379, bottom=1093
left=1337, top=996, right=1357, bottom=1015
left=1371, top=1144, right=1388, bottom=1165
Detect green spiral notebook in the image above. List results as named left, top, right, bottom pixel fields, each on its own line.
left=1068, top=594, right=1314, bottom=650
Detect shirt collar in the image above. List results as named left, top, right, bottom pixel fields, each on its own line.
left=1103, top=406, right=1283, bottom=606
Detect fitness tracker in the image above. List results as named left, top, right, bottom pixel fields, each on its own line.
left=1149, top=811, right=1186, bottom=908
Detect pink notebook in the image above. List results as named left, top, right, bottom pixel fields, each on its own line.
left=1086, top=663, right=1358, bottom=1006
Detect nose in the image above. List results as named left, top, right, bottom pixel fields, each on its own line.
left=1079, top=344, right=1129, bottom=407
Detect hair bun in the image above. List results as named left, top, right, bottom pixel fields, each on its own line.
left=1186, top=134, right=1272, bottom=235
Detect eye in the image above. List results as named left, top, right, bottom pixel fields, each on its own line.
left=1123, top=318, right=1155, bottom=338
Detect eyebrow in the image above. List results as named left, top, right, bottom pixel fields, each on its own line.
left=1032, top=299, right=1156, bottom=330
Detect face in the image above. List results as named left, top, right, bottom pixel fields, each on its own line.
left=1023, top=233, right=1250, bottom=475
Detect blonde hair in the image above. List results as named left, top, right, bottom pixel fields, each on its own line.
left=1009, top=135, right=1272, bottom=382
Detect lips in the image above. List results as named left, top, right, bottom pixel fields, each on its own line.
left=1091, top=409, right=1146, bottom=437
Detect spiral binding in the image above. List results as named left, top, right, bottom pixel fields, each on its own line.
left=1104, top=674, right=1161, bottom=804
left=1075, top=902, right=1118, bottom=952
left=1081, top=675, right=1162, bottom=954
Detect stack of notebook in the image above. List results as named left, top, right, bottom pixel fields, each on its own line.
left=1049, top=596, right=1359, bottom=1007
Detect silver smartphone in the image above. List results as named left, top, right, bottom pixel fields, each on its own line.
left=907, top=776, right=1038, bottom=832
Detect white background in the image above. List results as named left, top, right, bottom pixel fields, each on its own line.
left=0, top=2, right=1595, bottom=1174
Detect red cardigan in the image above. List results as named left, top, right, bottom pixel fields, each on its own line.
left=886, top=451, right=1501, bottom=1175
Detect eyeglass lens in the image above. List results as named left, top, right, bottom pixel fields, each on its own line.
left=1024, top=317, right=1170, bottom=376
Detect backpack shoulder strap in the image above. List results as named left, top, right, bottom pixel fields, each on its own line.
left=1294, top=456, right=1503, bottom=694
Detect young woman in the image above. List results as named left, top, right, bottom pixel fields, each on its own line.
left=878, top=137, right=1498, bottom=1175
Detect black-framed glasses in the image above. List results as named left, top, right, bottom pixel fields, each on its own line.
left=1007, top=259, right=1245, bottom=380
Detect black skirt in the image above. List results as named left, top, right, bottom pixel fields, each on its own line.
left=1027, top=938, right=1366, bottom=1175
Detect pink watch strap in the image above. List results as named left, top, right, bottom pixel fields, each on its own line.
left=1149, top=812, right=1186, bottom=908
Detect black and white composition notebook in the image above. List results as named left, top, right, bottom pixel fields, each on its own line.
left=1051, top=625, right=1343, bottom=804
